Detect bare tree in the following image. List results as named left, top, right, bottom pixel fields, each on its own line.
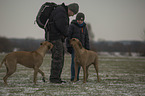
left=144, top=30, right=145, bottom=41
left=141, top=29, right=145, bottom=41
left=86, top=23, right=94, bottom=41
left=0, top=36, right=12, bottom=52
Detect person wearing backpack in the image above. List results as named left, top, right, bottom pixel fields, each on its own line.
left=66, top=12, right=90, bottom=81
left=44, top=3, right=79, bottom=84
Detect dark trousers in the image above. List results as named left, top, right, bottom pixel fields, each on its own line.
left=71, top=49, right=81, bottom=80
left=49, top=39, right=64, bottom=81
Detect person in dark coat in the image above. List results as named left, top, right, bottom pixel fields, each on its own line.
left=45, top=3, right=79, bottom=83
left=66, top=12, right=90, bottom=81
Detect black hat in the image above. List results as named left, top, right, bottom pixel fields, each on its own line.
left=68, top=3, right=79, bottom=14
left=76, top=12, right=85, bottom=21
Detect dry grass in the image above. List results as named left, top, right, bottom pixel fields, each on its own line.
left=0, top=54, right=145, bottom=96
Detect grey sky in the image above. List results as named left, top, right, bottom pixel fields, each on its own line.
left=0, top=0, right=145, bottom=41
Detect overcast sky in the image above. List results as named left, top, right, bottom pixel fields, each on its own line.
left=0, top=0, right=145, bottom=41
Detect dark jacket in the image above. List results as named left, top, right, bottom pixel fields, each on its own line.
left=66, top=20, right=90, bottom=53
left=46, top=3, right=69, bottom=41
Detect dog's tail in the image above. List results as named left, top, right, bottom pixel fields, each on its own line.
left=0, top=57, right=6, bottom=69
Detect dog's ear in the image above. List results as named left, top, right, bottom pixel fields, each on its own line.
left=48, top=43, right=53, bottom=49
left=72, top=38, right=76, bottom=41
left=77, top=41, right=83, bottom=49
left=40, top=41, right=48, bottom=46
left=72, top=39, right=76, bottom=41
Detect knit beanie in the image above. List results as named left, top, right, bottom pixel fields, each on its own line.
left=76, top=12, right=85, bottom=21
left=68, top=3, right=79, bottom=14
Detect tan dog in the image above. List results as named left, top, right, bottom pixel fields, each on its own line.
left=0, top=41, right=53, bottom=85
left=70, top=38, right=99, bottom=83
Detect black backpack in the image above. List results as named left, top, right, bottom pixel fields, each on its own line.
left=36, top=2, right=57, bottom=29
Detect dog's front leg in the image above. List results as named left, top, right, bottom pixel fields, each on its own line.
left=94, top=63, right=100, bottom=82
left=34, top=67, right=39, bottom=84
left=82, top=66, right=87, bottom=83
left=38, top=69, right=45, bottom=82
left=74, top=62, right=79, bottom=82
left=86, top=66, right=89, bottom=80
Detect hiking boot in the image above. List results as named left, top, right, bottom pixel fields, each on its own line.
left=70, top=78, right=79, bottom=81
left=50, top=79, right=66, bottom=84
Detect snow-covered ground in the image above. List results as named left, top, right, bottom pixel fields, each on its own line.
left=0, top=54, right=145, bottom=96
left=98, top=52, right=140, bottom=57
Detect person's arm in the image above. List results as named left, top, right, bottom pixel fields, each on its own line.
left=66, top=24, right=74, bottom=47
left=66, top=24, right=74, bottom=54
left=54, top=11, right=69, bottom=37
left=85, top=28, right=90, bottom=50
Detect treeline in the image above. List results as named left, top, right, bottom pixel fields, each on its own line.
left=0, top=37, right=43, bottom=52
left=90, top=41, right=145, bottom=56
left=0, top=36, right=145, bottom=56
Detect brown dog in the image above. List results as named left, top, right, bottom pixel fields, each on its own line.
left=0, top=41, right=53, bottom=85
left=70, top=38, right=99, bottom=83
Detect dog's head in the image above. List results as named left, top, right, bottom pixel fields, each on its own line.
left=40, top=41, right=53, bottom=50
left=70, top=38, right=83, bottom=49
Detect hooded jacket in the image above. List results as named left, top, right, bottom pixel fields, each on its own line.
left=66, top=20, right=90, bottom=52
left=46, top=3, right=69, bottom=41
